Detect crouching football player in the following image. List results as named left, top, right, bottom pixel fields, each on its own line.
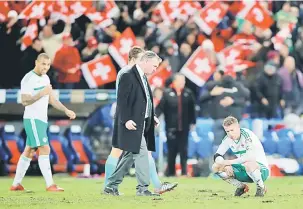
left=212, top=116, right=269, bottom=197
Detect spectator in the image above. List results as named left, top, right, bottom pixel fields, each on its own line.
left=278, top=56, right=303, bottom=115
left=81, top=36, right=99, bottom=62
left=156, top=74, right=196, bottom=176
left=20, top=38, right=44, bottom=77
left=254, top=61, right=285, bottom=119
left=200, top=75, right=249, bottom=145
left=52, top=33, right=82, bottom=89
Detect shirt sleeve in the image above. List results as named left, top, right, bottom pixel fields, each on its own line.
left=216, top=138, right=230, bottom=156
left=20, top=77, right=32, bottom=95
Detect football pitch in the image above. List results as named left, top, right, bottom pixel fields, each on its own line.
left=0, top=176, right=302, bottom=209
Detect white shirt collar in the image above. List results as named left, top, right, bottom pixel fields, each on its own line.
left=136, top=64, right=145, bottom=78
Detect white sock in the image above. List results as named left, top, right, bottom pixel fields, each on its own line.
left=216, top=172, right=244, bottom=188
left=38, top=155, right=54, bottom=187
left=247, top=169, right=264, bottom=188
left=12, top=155, right=31, bottom=186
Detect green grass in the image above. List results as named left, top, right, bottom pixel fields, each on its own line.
left=0, top=176, right=302, bottom=209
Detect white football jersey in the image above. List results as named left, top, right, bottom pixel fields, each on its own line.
left=21, top=70, right=50, bottom=123
left=216, top=128, right=269, bottom=169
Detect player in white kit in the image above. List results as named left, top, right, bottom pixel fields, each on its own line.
left=10, top=53, right=76, bottom=192
left=212, top=116, right=269, bottom=197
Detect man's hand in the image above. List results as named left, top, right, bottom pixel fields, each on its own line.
left=224, top=166, right=234, bottom=177
left=65, top=109, right=76, bottom=119
left=40, top=85, right=52, bottom=96
left=220, top=96, right=234, bottom=107
left=154, top=116, right=160, bottom=128
left=280, top=99, right=286, bottom=108
left=261, top=98, right=269, bottom=106
left=126, top=120, right=137, bottom=130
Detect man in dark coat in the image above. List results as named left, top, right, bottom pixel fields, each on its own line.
left=104, top=51, right=162, bottom=196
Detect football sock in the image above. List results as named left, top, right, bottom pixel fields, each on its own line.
left=148, top=154, right=161, bottom=189
left=12, top=155, right=31, bottom=186
left=247, top=169, right=264, bottom=188
left=216, top=172, right=244, bottom=188
left=38, top=155, right=54, bottom=187
left=104, top=155, right=119, bottom=188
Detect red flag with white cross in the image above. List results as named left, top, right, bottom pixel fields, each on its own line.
left=21, top=19, right=38, bottom=51
left=194, top=2, right=229, bottom=35
left=108, top=27, right=136, bottom=68
left=0, top=1, right=10, bottom=22
left=180, top=46, right=216, bottom=87
left=245, top=3, right=273, bottom=29
left=81, top=55, right=117, bottom=88
left=217, top=45, right=247, bottom=66
left=19, top=0, right=52, bottom=19
left=148, top=62, right=172, bottom=89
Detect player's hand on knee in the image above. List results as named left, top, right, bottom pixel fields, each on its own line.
left=224, top=166, right=234, bottom=177
left=41, top=84, right=52, bottom=96
left=125, top=120, right=137, bottom=130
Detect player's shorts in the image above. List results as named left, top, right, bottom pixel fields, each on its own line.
left=231, top=162, right=269, bottom=183
left=23, top=119, right=48, bottom=148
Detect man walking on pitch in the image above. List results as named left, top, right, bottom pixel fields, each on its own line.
left=212, top=116, right=269, bottom=197
left=10, top=53, right=76, bottom=192
left=103, top=46, right=177, bottom=194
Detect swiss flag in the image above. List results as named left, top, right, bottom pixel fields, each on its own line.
left=68, top=1, right=92, bottom=19
left=180, top=46, right=216, bottom=87
left=221, top=60, right=256, bottom=78
left=157, top=0, right=201, bottom=22
left=217, top=45, right=246, bottom=66
left=21, top=19, right=38, bottom=51
left=237, top=2, right=273, bottom=29
left=85, top=7, right=113, bottom=28
left=0, top=2, right=10, bottom=22
left=108, top=27, right=136, bottom=68
left=81, top=55, right=117, bottom=88
left=148, top=62, right=172, bottom=89
left=271, top=24, right=295, bottom=50
left=19, top=0, right=52, bottom=19
left=194, top=2, right=229, bottom=35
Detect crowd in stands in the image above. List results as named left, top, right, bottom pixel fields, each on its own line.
left=0, top=0, right=303, bottom=121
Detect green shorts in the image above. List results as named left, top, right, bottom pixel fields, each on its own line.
left=23, top=119, right=48, bottom=148
left=231, top=162, right=269, bottom=183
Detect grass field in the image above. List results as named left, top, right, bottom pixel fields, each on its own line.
left=0, top=176, right=302, bottom=209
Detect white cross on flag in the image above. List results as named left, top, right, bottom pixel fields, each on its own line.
left=81, top=55, right=117, bottom=88
left=148, top=62, right=172, bottom=90
left=108, top=27, right=136, bottom=67
left=19, top=0, right=52, bottom=19
left=0, top=2, right=10, bottom=22
left=238, top=2, right=273, bottom=29
left=180, top=46, right=216, bottom=87
left=217, top=45, right=246, bottom=66
left=21, top=19, right=38, bottom=51
left=194, top=2, right=229, bottom=35
left=157, top=0, right=201, bottom=23
left=219, top=60, right=256, bottom=78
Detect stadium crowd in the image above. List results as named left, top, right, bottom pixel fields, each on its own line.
left=0, top=0, right=303, bottom=121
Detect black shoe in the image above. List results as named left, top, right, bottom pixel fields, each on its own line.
left=234, top=184, right=249, bottom=197
left=154, top=182, right=178, bottom=194
left=103, top=187, right=120, bottom=196
left=136, top=190, right=160, bottom=196
left=255, top=186, right=266, bottom=197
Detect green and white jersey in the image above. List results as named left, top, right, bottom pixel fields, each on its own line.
left=20, top=71, right=50, bottom=123
left=217, top=128, right=269, bottom=169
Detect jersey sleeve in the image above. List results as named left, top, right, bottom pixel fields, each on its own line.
left=20, top=76, right=32, bottom=95
left=216, top=137, right=230, bottom=156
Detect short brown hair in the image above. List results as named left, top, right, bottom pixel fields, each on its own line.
left=128, top=46, right=144, bottom=62
left=37, top=53, right=50, bottom=61
left=222, top=116, right=238, bottom=127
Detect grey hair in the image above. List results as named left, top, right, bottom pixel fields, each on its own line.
left=140, top=50, right=162, bottom=63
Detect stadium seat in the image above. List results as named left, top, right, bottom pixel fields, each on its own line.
left=64, top=125, right=98, bottom=174
left=0, top=125, right=24, bottom=173
left=196, top=132, right=214, bottom=159
left=262, top=130, right=278, bottom=155
left=100, top=103, right=114, bottom=129
left=276, top=129, right=294, bottom=157
left=48, top=125, right=75, bottom=173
